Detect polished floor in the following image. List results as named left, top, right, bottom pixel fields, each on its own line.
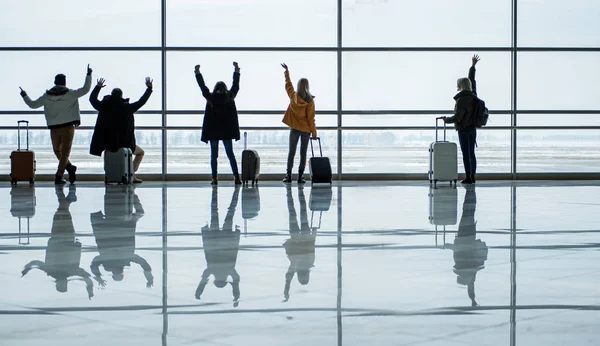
left=0, top=181, right=599, bottom=346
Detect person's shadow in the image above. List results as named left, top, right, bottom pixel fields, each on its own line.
left=90, top=186, right=153, bottom=289
left=195, top=187, right=242, bottom=307
left=21, top=186, right=94, bottom=299
left=282, top=185, right=317, bottom=303
left=452, top=185, right=488, bottom=307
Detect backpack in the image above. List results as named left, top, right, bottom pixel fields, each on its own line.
left=474, top=97, right=489, bottom=128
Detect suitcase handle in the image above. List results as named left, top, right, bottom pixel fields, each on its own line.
left=310, top=137, right=322, bottom=158
left=244, top=131, right=247, bottom=151
left=17, top=120, right=30, bottom=151
left=310, top=210, right=322, bottom=230
left=435, top=117, right=447, bottom=142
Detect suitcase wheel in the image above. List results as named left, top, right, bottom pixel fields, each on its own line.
left=29, top=179, right=34, bottom=186
left=11, top=178, right=16, bottom=185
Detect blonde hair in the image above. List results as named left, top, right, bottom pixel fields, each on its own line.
left=297, top=78, right=313, bottom=102
left=457, top=77, right=472, bottom=92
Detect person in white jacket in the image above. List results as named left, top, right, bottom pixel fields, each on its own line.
left=19, top=65, right=93, bottom=185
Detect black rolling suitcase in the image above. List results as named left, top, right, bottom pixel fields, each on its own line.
left=309, top=137, right=332, bottom=185
left=241, top=132, right=260, bottom=186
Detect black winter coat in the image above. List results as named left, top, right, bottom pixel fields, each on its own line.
left=89, top=86, right=152, bottom=156
left=446, top=66, right=478, bottom=131
left=196, top=71, right=240, bottom=143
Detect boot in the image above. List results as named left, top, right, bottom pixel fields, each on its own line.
left=66, top=163, right=77, bottom=184
left=297, top=169, right=306, bottom=184
left=471, top=174, right=476, bottom=184
left=234, top=173, right=242, bottom=185
left=282, top=170, right=292, bottom=183
left=54, top=175, right=67, bottom=185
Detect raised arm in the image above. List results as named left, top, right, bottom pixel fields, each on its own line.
left=130, top=77, right=153, bottom=112
left=72, top=65, right=93, bottom=98
left=194, top=269, right=211, bottom=300
left=194, top=65, right=211, bottom=100
left=21, top=260, right=45, bottom=276
left=229, top=61, right=241, bottom=99
left=307, top=101, right=317, bottom=139
left=89, top=78, right=105, bottom=110
left=21, top=87, right=45, bottom=109
left=469, top=54, right=479, bottom=96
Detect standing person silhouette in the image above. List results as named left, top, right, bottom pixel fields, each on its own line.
left=282, top=185, right=317, bottom=302
left=195, top=187, right=242, bottom=307
left=21, top=186, right=93, bottom=299
left=280, top=63, right=317, bottom=184
left=195, top=62, right=242, bottom=186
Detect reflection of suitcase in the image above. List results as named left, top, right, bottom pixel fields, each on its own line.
left=104, top=148, right=133, bottom=184
left=309, top=187, right=332, bottom=211
left=18, top=217, right=30, bottom=245
left=241, top=132, right=260, bottom=186
left=428, top=187, right=457, bottom=226
left=429, top=118, right=457, bottom=187
left=10, top=120, right=36, bottom=186
left=309, top=138, right=332, bottom=185
left=10, top=186, right=36, bottom=218
left=242, top=186, right=260, bottom=220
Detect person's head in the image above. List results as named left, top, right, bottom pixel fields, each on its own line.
left=213, top=81, right=228, bottom=94
left=54, top=74, right=66, bottom=86
left=297, top=270, right=311, bottom=285
left=111, top=267, right=124, bottom=281
left=456, top=77, right=472, bottom=92
left=111, top=88, right=123, bottom=99
left=214, top=279, right=228, bottom=288
left=56, top=279, right=68, bottom=293
left=297, top=78, right=312, bottom=103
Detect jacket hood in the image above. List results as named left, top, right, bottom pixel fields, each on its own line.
left=46, top=86, right=69, bottom=96
left=454, top=90, right=474, bottom=100
left=101, top=95, right=130, bottom=104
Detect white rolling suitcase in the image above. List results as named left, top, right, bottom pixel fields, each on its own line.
left=428, top=186, right=458, bottom=226
left=429, top=117, right=458, bottom=187
left=104, top=148, right=133, bottom=184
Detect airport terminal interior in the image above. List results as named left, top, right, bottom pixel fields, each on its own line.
left=1, top=1, right=599, bottom=345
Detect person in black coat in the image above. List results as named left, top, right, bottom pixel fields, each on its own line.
left=443, top=55, right=480, bottom=185
left=195, top=62, right=242, bottom=186
left=195, top=187, right=242, bottom=307
left=89, top=77, right=153, bottom=184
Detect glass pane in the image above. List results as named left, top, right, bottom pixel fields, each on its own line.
left=341, top=129, right=510, bottom=173
left=518, top=114, right=600, bottom=127
left=167, top=113, right=337, bottom=127
left=342, top=0, right=511, bottom=47
left=343, top=114, right=511, bottom=127
left=166, top=52, right=337, bottom=111
left=0, top=129, right=162, bottom=175
left=518, top=0, right=600, bottom=47
left=517, top=130, right=600, bottom=172
left=518, top=52, right=600, bottom=110
left=167, top=130, right=338, bottom=174
left=167, top=0, right=336, bottom=47
left=1, top=51, right=162, bottom=111
left=0, top=0, right=161, bottom=46
left=342, top=52, right=511, bottom=111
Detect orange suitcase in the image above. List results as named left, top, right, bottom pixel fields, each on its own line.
left=10, top=120, right=36, bottom=186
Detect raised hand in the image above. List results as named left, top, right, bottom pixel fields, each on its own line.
left=87, top=64, right=93, bottom=75
left=145, top=77, right=153, bottom=88
left=281, top=63, right=288, bottom=71
left=233, top=61, right=239, bottom=69
left=194, top=64, right=200, bottom=73
left=96, top=78, right=106, bottom=88
left=472, top=54, right=480, bottom=67
left=19, top=86, right=27, bottom=97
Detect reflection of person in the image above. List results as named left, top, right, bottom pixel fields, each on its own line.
left=90, top=187, right=153, bottom=288
left=21, top=186, right=93, bottom=299
left=89, top=77, right=153, bottom=184
left=195, top=187, right=241, bottom=307
left=443, top=55, right=480, bottom=184
left=283, top=185, right=317, bottom=302
left=19, top=65, right=93, bottom=185
left=195, top=62, right=242, bottom=186
left=452, top=186, right=488, bottom=306
left=280, top=63, right=317, bottom=184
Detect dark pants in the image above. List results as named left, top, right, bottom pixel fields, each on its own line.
left=210, top=139, right=239, bottom=178
left=287, top=129, right=310, bottom=174
left=458, top=127, right=477, bottom=177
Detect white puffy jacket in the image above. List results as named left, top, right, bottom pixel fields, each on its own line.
left=23, top=74, right=92, bottom=128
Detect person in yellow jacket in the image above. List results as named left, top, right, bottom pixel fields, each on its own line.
left=281, top=63, right=317, bottom=184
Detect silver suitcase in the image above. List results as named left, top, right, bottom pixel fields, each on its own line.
left=104, top=148, right=133, bottom=184
left=428, top=186, right=458, bottom=226
left=429, top=117, right=458, bottom=187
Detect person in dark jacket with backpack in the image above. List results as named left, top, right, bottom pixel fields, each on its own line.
left=444, top=55, right=480, bottom=184
left=89, top=77, right=153, bottom=184
left=195, top=62, right=242, bottom=186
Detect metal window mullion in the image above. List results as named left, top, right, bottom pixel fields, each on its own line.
left=511, top=0, right=518, bottom=180
left=337, top=0, right=343, bottom=181
left=161, top=0, right=167, bottom=179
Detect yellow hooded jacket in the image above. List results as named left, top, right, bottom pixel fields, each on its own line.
left=281, top=71, right=317, bottom=139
